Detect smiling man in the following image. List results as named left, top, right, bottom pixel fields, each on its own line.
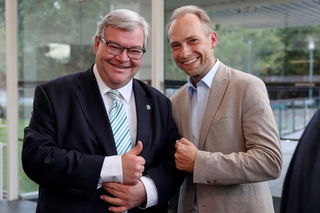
left=22, top=9, right=184, bottom=213
left=167, top=5, right=282, bottom=213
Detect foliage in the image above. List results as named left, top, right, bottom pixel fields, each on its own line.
left=165, top=24, right=320, bottom=81
left=18, top=0, right=111, bottom=81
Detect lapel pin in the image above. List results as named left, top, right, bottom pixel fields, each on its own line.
left=146, top=104, right=151, bottom=110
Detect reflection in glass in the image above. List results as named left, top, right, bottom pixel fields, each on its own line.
left=18, top=0, right=152, bottom=196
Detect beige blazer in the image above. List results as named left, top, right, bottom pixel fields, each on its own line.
left=171, top=62, right=282, bottom=213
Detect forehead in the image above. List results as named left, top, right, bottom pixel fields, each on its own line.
left=168, top=13, right=207, bottom=42
left=104, top=26, right=144, bottom=46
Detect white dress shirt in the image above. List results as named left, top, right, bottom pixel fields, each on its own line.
left=188, top=59, right=220, bottom=147
left=93, top=65, right=158, bottom=207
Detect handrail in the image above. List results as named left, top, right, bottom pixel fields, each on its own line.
left=271, top=97, right=319, bottom=140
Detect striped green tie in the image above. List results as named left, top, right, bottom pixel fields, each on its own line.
left=108, top=90, right=132, bottom=155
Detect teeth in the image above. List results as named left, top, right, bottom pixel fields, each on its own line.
left=183, top=58, right=197, bottom=64
left=112, top=64, right=129, bottom=69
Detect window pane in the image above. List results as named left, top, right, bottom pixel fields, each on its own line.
left=165, top=1, right=320, bottom=133
left=18, top=0, right=152, bottom=196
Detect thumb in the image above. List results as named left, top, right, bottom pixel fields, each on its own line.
left=179, top=138, right=193, bottom=145
left=129, top=140, right=143, bottom=155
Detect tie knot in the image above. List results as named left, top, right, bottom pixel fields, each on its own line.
left=108, top=90, right=121, bottom=101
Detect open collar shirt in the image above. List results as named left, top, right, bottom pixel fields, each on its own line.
left=188, top=59, right=220, bottom=147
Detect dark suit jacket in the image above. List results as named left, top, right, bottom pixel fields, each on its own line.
left=280, top=109, right=320, bottom=213
left=22, top=65, right=184, bottom=213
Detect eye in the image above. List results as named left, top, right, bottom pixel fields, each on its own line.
left=108, top=43, right=122, bottom=51
left=188, top=39, right=198, bottom=44
left=170, top=43, right=181, bottom=50
left=129, top=48, right=144, bottom=55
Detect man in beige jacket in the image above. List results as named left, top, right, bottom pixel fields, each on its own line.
left=167, top=5, right=282, bottom=213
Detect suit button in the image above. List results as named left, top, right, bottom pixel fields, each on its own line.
left=207, top=179, right=223, bottom=185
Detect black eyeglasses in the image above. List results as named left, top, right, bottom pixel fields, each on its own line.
left=100, top=37, right=145, bottom=60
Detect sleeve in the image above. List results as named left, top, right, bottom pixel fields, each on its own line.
left=22, top=85, right=105, bottom=198
left=193, top=78, right=282, bottom=185
left=140, top=176, right=158, bottom=208
left=98, top=155, right=123, bottom=187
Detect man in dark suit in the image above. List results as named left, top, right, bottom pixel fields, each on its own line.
left=22, top=9, right=183, bottom=213
left=280, top=109, right=320, bottom=213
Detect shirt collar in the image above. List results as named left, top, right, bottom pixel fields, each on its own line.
left=93, top=64, right=133, bottom=103
left=188, top=59, right=221, bottom=95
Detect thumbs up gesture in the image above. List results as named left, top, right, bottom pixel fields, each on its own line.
left=122, top=141, right=146, bottom=185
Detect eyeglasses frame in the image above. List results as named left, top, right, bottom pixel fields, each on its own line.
left=99, top=36, right=146, bottom=60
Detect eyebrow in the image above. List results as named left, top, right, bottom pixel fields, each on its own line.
left=170, top=36, right=199, bottom=45
left=105, top=39, right=144, bottom=49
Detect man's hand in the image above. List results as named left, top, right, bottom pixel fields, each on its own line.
left=100, top=181, right=147, bottom=213
left=122, top=141, right=145, bottom=185
left=174, top=138, right=197, bottom=172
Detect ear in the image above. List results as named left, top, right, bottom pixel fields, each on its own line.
left=210, top=31, right=218, bottom=48
left=93, top=36, right=100, bottom=55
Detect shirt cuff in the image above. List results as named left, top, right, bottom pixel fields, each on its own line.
left=97, top=155, right=123, bottom=188
left=140, top=176, right=158, bottom=208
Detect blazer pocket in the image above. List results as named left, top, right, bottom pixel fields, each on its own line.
left=207, top=117, right=239, bottom=152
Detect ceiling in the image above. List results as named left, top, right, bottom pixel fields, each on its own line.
left=165, top=0, right=320, bottom=29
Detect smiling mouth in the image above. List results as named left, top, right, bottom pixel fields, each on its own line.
left=181, top=57, right=199, bottom=65
left=107, top=60, right=131, bottom=69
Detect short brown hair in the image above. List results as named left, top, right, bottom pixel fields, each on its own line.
left=167, top=5, right=213, bottom=35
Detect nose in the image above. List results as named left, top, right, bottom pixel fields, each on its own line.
left=180, top=44, right=192, bottom=58
left=115, top=48, right=130, bottom=61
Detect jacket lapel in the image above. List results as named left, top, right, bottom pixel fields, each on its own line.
left=74, top=66, right=117, bottom=156
left=198, top=63, right=229, bottom=149
left=133, top=80, right=152, bottom=146
left=181, top=85, right=193, bottom=141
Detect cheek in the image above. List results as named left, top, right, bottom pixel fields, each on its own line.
left=95, top=50, right=107, bottom=61
left=131, top=62, right=142, bottom=72
left=172, top=52, right=180, bottom=62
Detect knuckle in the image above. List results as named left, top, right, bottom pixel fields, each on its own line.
left=139, top=157, right=145, bottom=164
left=135, top=172, right=141, bottom=178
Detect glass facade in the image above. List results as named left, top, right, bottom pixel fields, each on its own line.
left=17, top=0, right=152, bottom=195
left=164, top=1, right=320, bottom=139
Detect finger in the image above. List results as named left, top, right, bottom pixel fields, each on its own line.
left=174, top=152, right=179, bottom=160
left=138, top=156, right=146, bottom=165
left=108, top=206, right=128, bottom=213
left=179, top=138, right=193, bottom=145
left=138, top=164, right=145, bottom=173
left=175, top=161, right=183, bottom=170
left=129, top=141, right=143, bottom=155
left=103, top=182, right=124, bottom=191
left=104, top=186, right=125, bottom=198
left=100, top=195, right=124, bottom=206
left=175, top=143, right=184, bottom=153
left=176, top=140, right=184, bottom=148
left=175, top=141, right=180, bottom=149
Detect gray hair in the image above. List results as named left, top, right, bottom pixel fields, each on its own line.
left=167, top=5, right=213, bottom=35
left=95, top=9, right=149, bottom=47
